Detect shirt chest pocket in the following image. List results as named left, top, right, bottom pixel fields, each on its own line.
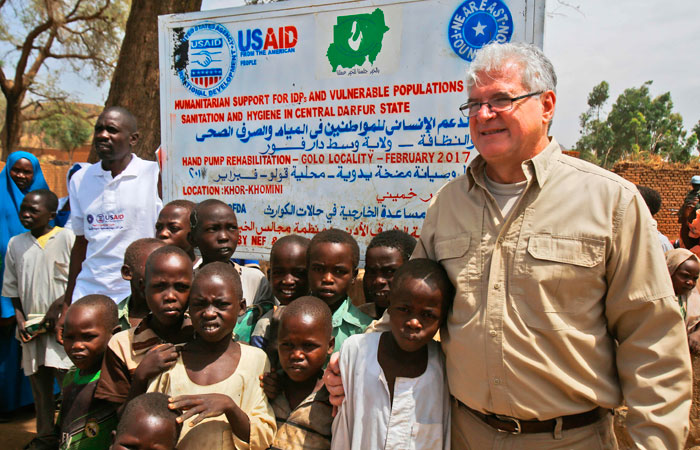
left=517, top=235, right=606, bottom=330
left=435, top=235, right=471, bottom=282
left=435, top=235, right=478, bottom=322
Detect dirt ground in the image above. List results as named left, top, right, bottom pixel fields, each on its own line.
left=0, top=406, right=37, bottom=449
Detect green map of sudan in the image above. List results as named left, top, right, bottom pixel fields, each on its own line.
left=327, top=9, right=389, bottom=72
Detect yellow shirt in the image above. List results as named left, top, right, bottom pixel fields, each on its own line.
left=148, top=343, right=276, bottom=450
left=379, top=139, right=691, bottom=448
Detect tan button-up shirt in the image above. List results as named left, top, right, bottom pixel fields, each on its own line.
left=412, top=139, right=691, bottom=448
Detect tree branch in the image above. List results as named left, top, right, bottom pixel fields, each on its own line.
left=0, top=66, right=8, bottom=95
left=13, top=17, right=56, bottom=92
left=45, top=51, right=112, bottom=66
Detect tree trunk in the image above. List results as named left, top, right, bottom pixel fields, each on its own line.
left=1, top=91, right=26, bottom=161
left=94, top=0, right=202, bottom=163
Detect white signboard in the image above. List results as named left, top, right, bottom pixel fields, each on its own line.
left=158, top=0, right=545, bottom=259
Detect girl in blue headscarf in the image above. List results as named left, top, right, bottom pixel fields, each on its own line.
left=0, top=151, right=49, bottom=416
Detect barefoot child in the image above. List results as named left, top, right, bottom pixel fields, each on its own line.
left=57, top=295, right=121, bottom=449
left=188, top=199, right=274, bottom=342
left=251, top=234, right=311, bottom=353
left=360, top=230, right=417, bottom=319
left=155, top=200, right=196, bottom=262
left=308, top=229, right=372, bottom=353
left=149, top=262, right=276, bottom=449
left=271, top=296, right=334, bottom=449
left=118, top=238, right=166, bottom=330
left=3, top=189, right=74, bottom=449
left=96, top=246, right=194, bottom=406
left=110, top=393, right=181, bottom=450
left=331, top=259, right=453, bottom=449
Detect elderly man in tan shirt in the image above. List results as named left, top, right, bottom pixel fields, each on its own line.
left=325, top=42, right=692, bottom=449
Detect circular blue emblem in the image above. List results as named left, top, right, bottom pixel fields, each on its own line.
left=447, top=0, right=514, bottom=61
left=177, top=22, right=237, bottom=97
left=87, top=214, right=94, bottom=224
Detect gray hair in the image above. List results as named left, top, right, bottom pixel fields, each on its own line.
left=466, top=42, right=557, bottom=95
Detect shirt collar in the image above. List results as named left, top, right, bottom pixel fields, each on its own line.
left=33, top=226, right=61, bottom=248
left=526, top=138, right=561, bottom=189
left=331, top=297, right=351, bottom=328
left=331, top=297, right=367, bottom=328
left=117, top=296, right=130, bottom=321
left=466, top=137, right=561, bottom=190
left=97, top=153, right=138, bottom=180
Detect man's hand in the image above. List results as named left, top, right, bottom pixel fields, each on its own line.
left=259, top=370, right=283, bottom=399
left=133, top=344, right=179, bottom=384
left=323, top=352, right=344, bottom=415
left=41, top=296, right=64, bottom=332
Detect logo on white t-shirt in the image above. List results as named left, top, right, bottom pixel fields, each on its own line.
left=86, top=212, right=126, bottom=231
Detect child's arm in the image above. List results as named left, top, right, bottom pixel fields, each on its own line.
left=10, top=297, right=32, bottom=342
left=169, top=393, right=251, bottom=442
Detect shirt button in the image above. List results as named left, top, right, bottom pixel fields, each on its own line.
left=494, top=378, right=501, bottom=385
left=497, top=237, right=504, bottom=244
left=489, top=330, right=497, bottom=337
left=494, top=283, right=500, bottom=290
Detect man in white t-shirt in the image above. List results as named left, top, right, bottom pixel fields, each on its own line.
left=57, top=107, right=162, bottom=340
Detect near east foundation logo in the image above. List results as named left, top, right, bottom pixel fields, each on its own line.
left=326, top=8, right=389, bottom=72
left=448, top=0, right=513, bottom=61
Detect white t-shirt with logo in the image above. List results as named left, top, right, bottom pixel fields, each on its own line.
left=69, top=154, right=162, bottom=302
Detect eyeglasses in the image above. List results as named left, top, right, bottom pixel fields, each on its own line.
left=459, top=91, right=543, bottom=117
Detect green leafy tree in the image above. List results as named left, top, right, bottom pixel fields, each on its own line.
left=0, top=0, right=129, bottom=160
left=576, top=81, right=612, bottom=165
left=576, top=80, right=698, bottom=168
left=34, top=107, right=92, bottom=164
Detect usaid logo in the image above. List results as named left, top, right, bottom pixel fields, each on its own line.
left=176, top=22, right=238, bottom=97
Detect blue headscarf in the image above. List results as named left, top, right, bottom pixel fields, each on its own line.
left=0, top=151, right=50, bottom=317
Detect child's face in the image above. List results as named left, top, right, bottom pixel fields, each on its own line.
left=145, top=254, right=193, bottom=328
left=19, top=193, right=54, bottom=233
left=672, top=258, right=700, bottom=297
left=189, top=274, right=244, bottom=342
left=363, top=246, right=404, bottom=309
left=123, top=243, right=164, bottom=296
left=190, top=204, right=238, bottom=263
left=388, top=277, right=445, bottom=352
left=308, top=242, right=357, bottom=307
left=269, top=243, right=308, bottom=305
left=277, top=314, right=333, bottom=382
left=63, top=305, right=113, bottom=373
left=156, top=205, right=192, bottom=252
left=110, top=411, right=178, bottom=450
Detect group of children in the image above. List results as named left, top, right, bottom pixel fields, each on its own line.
left=4, top=189, right=455, bottom=449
